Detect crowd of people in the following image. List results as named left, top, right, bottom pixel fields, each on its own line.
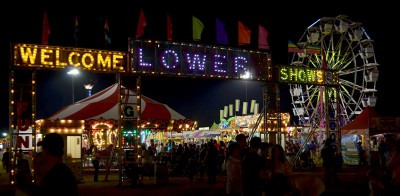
left=2, top=131, right=399, bottom=195
left=136, top=134, right=322, bottom=195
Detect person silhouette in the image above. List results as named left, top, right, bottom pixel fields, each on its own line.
left=2, top=148, right=10, bottom=173
left=91, top=145, right=100, bottom=182
left=32, top=132, right=78, bottom=196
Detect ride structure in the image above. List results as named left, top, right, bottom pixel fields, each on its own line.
left=288, top=15, right=379, bottom=165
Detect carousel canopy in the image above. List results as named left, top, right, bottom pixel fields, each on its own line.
left=48, top=83, right=185, bottom=121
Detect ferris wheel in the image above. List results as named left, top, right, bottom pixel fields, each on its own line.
left=289, top=15, right=379, bottom=127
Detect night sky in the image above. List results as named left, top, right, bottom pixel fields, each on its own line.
left=0, top=2, right=397, bottom=132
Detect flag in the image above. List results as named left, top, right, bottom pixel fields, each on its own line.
left=238, top=21, right=251, bottom=45
left=74, top=16, right=79, bottom=40
left=41, top=11, right=51, bottom=45
left=304, top=44, right=321, bottom=54
left=216, top=18, right=228, bottom=45
left=258, top=24, right=269, bottom=49
left=192, top=16, right=204, bottom=41
left=104, top=18, right=111, bottom=44
left=167, top=13, right=172, bottom=42
left=288, top=40, right=303, bottom=53
left=136, top=9, right=147, bottom=39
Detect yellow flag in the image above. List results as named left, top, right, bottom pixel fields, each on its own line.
left=193, top=16, right=204, bottom=41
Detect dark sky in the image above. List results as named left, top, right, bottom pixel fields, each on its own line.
left=0, top=2, right=397, bottom=132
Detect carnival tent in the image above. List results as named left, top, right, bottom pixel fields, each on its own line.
left=340, top=107, right=380, bottom=165
left=341, top=106, right=381, bottom=135
left=48, top=83, right=185, bottom=121
left=339, top=107, right=396, bottom=165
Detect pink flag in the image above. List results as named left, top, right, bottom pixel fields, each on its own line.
left=258, top=25, right=269, bottom=49
left=42, top=11, right=51, bottom=45
left=238, top=21, right=251, bottom=45
left=167, top=13, right=172, bottom=41
left=136, top=9, right=147, bottom=39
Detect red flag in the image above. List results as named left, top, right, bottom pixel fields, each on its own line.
left=136, top=9, right=147, bottom=39
left=167, top=13, right=172, bottom=42
left=238, top=21, right=251, bottom=45
left=258, top=25, right=269, bottom=49
left=42, top=11, right=51, bottom=45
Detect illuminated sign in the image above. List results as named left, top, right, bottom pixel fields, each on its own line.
left=279, top=66, right=338, bottom=86
left=13, top=43, right=340, bottom=86
left=123, top=104, right=137, bottom=119
left=129, top=40, right=272, bottom=81
left=13, top=44, right=127, bottom=73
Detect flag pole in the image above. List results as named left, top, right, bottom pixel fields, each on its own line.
left=74, top=15, right=78, bottom=47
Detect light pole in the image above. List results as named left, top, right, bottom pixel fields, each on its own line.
left=240, top=71, right=251, bottom=115
left=67, top=68, right=79, bottom=103
left=84, top=83, right=94, bottom=97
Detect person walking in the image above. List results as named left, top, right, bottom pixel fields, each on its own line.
left=242, top=136, right=265, bottom=196
left=235, top=134, right=249, bottom=159
left=308, top=141, right=317, bottom=159
left=226, top=142, right=242, bottom=196
left=91, top=145, right=100, bottom=182
left=2, top=148, right=10, bottom=173
left=198, top=143, right=207, bottom=182
left=264, top=144, right=293, bottom=195
left=321, top=138, right=339, bottom=189
left=356, top=141, right=366, bottom=167
left=204, top=141, right=219, bottom=184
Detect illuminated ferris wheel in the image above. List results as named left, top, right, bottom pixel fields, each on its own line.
left=289, top=15, right=379, bottom=127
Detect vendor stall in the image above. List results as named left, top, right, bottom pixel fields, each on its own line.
left=341, top=107, right=400, bottom=165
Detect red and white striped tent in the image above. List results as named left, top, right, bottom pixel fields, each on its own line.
left=48, top=83, right=185, bottom=121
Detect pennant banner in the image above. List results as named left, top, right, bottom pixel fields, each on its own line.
left=238, top=21, right=251, bottom=45
left=193, top=16, right=204, bottom=41
left=288, top=40, right=303, bottom=53
left=42, top=11, right=51, bottom=45
left=216, top=18, right=228, bottom=45
left=136, top=9, right=147, bottom=39
left=167, top=13, right=172, bottom=42
left=258, top=24, right=269, bottom=49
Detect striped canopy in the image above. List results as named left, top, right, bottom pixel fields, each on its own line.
left=48, top=83, right=185, bottom=121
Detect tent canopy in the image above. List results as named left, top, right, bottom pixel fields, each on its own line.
left=48, top=83, right=185, bottom=121
left=341, top=107, right=380, bottom=135
left=341, top=107, right=400, bottom=136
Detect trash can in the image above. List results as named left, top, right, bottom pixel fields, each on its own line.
left=154, top=163, right=169, bottom=184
